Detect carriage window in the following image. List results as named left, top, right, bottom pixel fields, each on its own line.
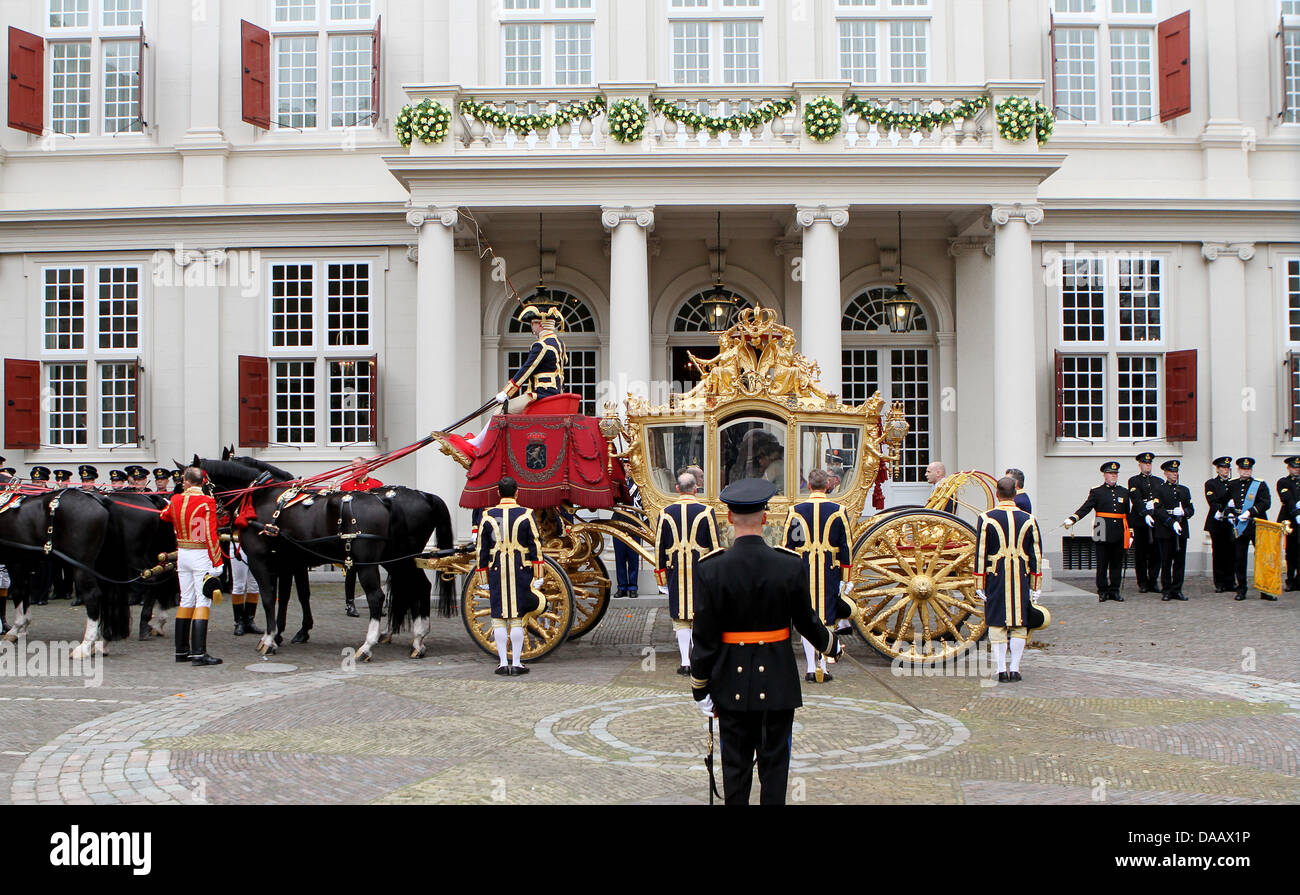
left=719, top=417, right=786, bottom=495
left=797, top=425, right=861, bottom=497
left=645, top=423, right=706, bottom=497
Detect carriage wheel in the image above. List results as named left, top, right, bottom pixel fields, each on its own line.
left=459, top=555, right=575, bottom=662
left=849, top=509, right=985, bottom=664
left=566, top=551, right=612, bottom=641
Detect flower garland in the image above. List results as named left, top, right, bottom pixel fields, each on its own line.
left=995, top=96, right=1054, bottom=145
left=845, top=94, right=990, bottom=134
left=650, top=95, right=795, bottom=137
left=394, top=98, right=451, bottom=147
left=607, top=98, right=649, bottom=144
left=459, top=96, right=607, bottom=135
left=802, top=96, right=843, bottom=142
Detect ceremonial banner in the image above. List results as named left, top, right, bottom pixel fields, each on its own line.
left=1252, top=519, right=1287, bottom=597
left=461, top=414, right=617, bottom=510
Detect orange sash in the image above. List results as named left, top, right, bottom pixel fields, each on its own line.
left=1097, top=511, right=1132, bottom=549
left=722, top=628, right=790, bottom=644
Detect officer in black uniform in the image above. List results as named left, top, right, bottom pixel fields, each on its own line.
left=1275, top=457, right=1300, bottom=591
left=125, top=465, right=151, bottom=491
left=690, top=478, right=841, bottom=806
left=1225, top=457, right=1272, bottom=601
left=154, top=467, right=174, bottom=493
left=1204, top=457, right=1234, bottom=592
left=1062, top=461, right=1131, bottom=602
left=1149, top=460, right=1194, bottom=601
left=1128, top=453, right=1161, bottom=593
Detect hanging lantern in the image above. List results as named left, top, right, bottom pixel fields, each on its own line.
left=883, top=211, right=920, bottom=334
left=529, top=212, right=560, bottom=317
left=702, top=211, right=735, bottom=332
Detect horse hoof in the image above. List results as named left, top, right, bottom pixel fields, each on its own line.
left=274, top=634, right=284, bottom=646
left=410, top=644, right=427, bottom=659
left=256, top=639, right=275, bottom=656
left=378, top=633, right=393, bottom=645
left=70, top=644, right=90, bottom=661
left=354, top=648, right=372, bottom=663
left=2, top=630, right=18, bottom=643
left=290, top=630, right=310, bottom=644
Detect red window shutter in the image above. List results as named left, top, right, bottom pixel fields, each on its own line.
left=1164, top=349, right=1197, bottom=442
left=1158, top=11, right=1192, bottom=123
left=241, top=20, right=271, bottom=130
left=1054, top=350, right=1065, bottom=439
left=8, top=27, right=44, bottom=136
left=238, top=355, right=270, bottom=447
left=4, top=358, right=41, bottom=449
left=370, top=15, right=382, bottom=124
left=368, top=354, right=378, bottom=444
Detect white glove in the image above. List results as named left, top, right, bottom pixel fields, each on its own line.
left=1173, top=522, right=1183, bottom=536
left=699, top=695, right=715, bottom=717
left=1172, top=506, right=1184, bottom=517
left=1145, top=500, right=1155, bottom=511
left=976, top=589, right=987, bottom=602
left=1227, top=500, right=1236, bottom=510
left=494, top=391, right=509, bottom=404
left=1144, top=515, right=1154, bottom=528
left=1062, top=518, right=1074, bottom=530
left=1215, top=511, right=1224, bottom=521
left=839, top=580, right=854, bottom=596
left=1030, top=590, right=1042, bottom=602
left=210, top=565, right=224, bottom=578
left=1241, top=510, right=1251, bottom=521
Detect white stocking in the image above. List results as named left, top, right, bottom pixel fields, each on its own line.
left=493, top=627, right=509, bottom=667
left=802, top=637, right=818, bottom=674
left=675, top=627, right=692, bottom=667
left=992, top=641, right=1008, bottom=674
left=1009, top=638, right=1026, bottom=672
left=510, top=625, right=525, bottom=666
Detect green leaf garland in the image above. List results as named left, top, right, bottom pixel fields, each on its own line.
left=651, top=95, right=795, bottom=137
left=845, top=94, right=990, bottom=134
left=459, top=95, right=607, bottom=136
left=994, top=96, right=1055, bottom=145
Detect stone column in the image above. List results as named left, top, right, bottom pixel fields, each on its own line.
left=1202, top=241, right=1255, bottom=449
left=949, top=236, right=996, bottom=472
left=775, top=236, right=803, bottom=343
left=795, top=204, right=849, bottom=396
left=178, top=0, right=228, bottom=204
left=181, top=251, right=221, bottom=454
left=409, top=205, right=462, bottom=525
left=601, top=206, right=654, bottom=407
left=935, top=331, right=958, bottom=473
left=991, top=204, right=1042, bottom=493
left=1200, top=3, right=1249, bottom=196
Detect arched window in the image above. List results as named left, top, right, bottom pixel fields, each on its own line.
left=673, top=291, right=754, bottom=332
left=502, top=290, right=600, bottom=416
left=841, top=287, right=934, bottom=484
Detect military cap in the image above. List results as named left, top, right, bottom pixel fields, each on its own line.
left=719, top=477, right=778, bottom=513
left=78, top=464, right=99, bottom=481
left=125, top=465, right=149, bottom=480
left=171, top=469, right=184, bottom=483
left=1286, top=457, right=1300, bottom=469
left=0, top=468, right=14, bottom=477
left=0, top=455, right=5, bottom=466
left=1100, top=461, right=1121, bottom=474
left=1135, top=452, right=1156, bottom=464
left=30, top=466, right=51, bottom=483
left=1160, top=460, right=1180, bottom=473
left=153, top=467, right=172, bottom=480
left=1237, top=457, right=1256, bottom=470
left=108, top=469, right=127, bottom=483
left=53, top=469, right=73, bottom=483
left=1212, top=456, right=1232, bottom=469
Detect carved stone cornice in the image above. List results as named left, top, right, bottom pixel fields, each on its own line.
left=948, top=237, right=995, bottom=258
left=600, top=205, right=655, bottom=232
left=794, top=204, right=850, bottom=230
left=1201, top=241, right=1256, bottom=263
left=990, top=203, right=1044, bottom=227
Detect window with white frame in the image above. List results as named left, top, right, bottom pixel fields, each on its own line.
left=670, top=0, right=762, bottom=85
left=40, top=264, right=141, bottom=448
left=1054, top=251, right=1167, bottom=443
left=502, top=290, right=600, bottom=417
left=1052, top=0, right=1158, bottom=125
left=272, top=0, right=375, bottom=130
left=268, top=262, right=375, bottom=446
left=1283, top=258, right=1300, bottom=438
left=1284, top=2, right=1300, bottom=125
left=500, top=0, right=594, bottom=87
left=836, top=0, right=930, bottom=84
left=45, top=0, right=144, bottom=136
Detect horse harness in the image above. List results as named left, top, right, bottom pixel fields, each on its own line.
left=255, top=481, right=363, bottom=571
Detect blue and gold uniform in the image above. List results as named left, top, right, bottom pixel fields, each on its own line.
left=475, top=483, right=544, bottom=674
left=655, top=493, right=720, bottom=673
left=502, top=306, right=566, bottom=410
left=1225, top=458, right=1272, bottom=601
left=974, top=497, right=1044, bottom=682
left=782, top=488, right=853, bottom=682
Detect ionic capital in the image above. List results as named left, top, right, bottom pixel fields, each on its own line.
left=795, top=204, right=850, bottom=230
left=990, top=204, right=1044, bottom=227
left=601, top=205, right=655, bottom=232
left=1201, top=241, right=1256, bottom=263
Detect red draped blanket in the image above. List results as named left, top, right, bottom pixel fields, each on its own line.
left=461, top=414, right=620, bottom=510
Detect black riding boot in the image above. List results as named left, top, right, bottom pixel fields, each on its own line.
left=138, top=605, right=152, bottom=641
left=190, top=616, right=222, bottom=666
left=232, top=600, right=246, bottom=636
left=243, top=599, right=264, bottom=635
left=174, top=615, right=191, bottom=663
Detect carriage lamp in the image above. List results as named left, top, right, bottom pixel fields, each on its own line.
left=883, top=404, right=909, bottom=461
left=701, top=280, right=735, bottom=333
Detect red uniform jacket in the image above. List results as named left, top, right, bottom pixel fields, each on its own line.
left=341, top=475, right=383, bottom=492
left=160, top=487, right=222, bottom=565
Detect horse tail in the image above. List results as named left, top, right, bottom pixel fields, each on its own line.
left=422, top=491, right=457, bottom=617
left=99, top=581, right=132, bottom=641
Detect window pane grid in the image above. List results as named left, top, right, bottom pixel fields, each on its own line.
left=1289, top=260, right=1300, bottom=344
left=838, top=21, right=878, bottom=82
left=273, top=361, right=317, bottom=445
left=96, top=266, right=140, bottom=350
left=276, top=36, right=318, bottom=129
left=271, top=264, right=315, bottom=348
left=101, top=0, right=144, bottom=27
left=1116, top=355, right=1159, bottom=440
left=890, top=348, right=930, bottom=482
left=102, top=41, right=141, bottom=134
left=44, top=268, right=86, bottom=351
left=1054, top=28, right=1098, bottom=123
left=99, top=362, right=137, bottom=447
left=329, top=34, right=372, bottom=127
left=1285, top=30, right=1300, bottom=125
left=1110, top=0, right=1152, bottom=14
left=330, top=0, right=372, bottom=21
left=276, top=0, right=316, bottom=23
left=554, top=23, right=593, bottom=86
left=1117, top=257, right=1161, bottom=343
left=1110, top=29, right=1153, bottom=122
left=722, top=21, right=760, bottom=84
left=51, top=42, right=92, bottom=135
left=326, top=263, right=370, bottom=347
left=1060, top=355, right=1106, bottom=440
left=840, top=348, right=880, bottom=408
left=888, top=20, right=928, bottom=84
left=672, top=22, right=711, bottom=84
left=328, top=359, right=373, bottom=445
left=47, top=363, right=88, bottom=447
left=50, top=0, right=90, bottom=28
left=1061, top=258, right=1106, bottom=342
left=1054, top=0, right=1097, bottom=11
left=504, top=24, right=543, bottom=86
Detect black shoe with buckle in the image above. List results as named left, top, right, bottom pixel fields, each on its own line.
left=345, top=600, right=359, bottom=618
left=511, top=664, right=529, bottom=676
left=495, top=665, right=511, bottom=676
left=805, top=672, right=818, bottom=682
left=997, top=672, right=1011, bottom=683
left=1235, top=592, right=1247, bottom=601
left=1262, top=593, right=1278, bottom=601
left=677, top=665, right=690, bottom=676
left=1009, top=671, right=1022, bottom=682
left=1111, top=594, right=1125, bottom=602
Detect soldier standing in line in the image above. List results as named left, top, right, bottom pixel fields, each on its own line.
left=974, top=477, right=1043, bottom=683
left=1225, top=458, right=1273, bottom=602
left=125, top=465, right=151, bottom=491
left=1275, top=457, right=1300, bottom=592
left=1149, top=460, right=1194, bottom=602
left=1205, top=458, right=1235, bottom=593
left=1128, top=452, right=1162, bottom=594
left=782, top=468, right=853, bottom=683
left=476, top=476, right=544, bottom=676
left=154, top=467, right=175, bottom=493
left=655, top=472, right=720, bottom=675
left=1062, top=461, right=1132, bottom=602
left=689, top=478, right=842, bottom=806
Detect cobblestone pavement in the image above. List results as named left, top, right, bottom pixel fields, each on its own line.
left=2, top=574, right=1297, bottom=805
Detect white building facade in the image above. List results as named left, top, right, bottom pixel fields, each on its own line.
left=1, top=0, right=1298, bottom=570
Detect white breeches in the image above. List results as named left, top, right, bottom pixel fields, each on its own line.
left=178, top=549, right=216, bottom=610
left=231, top=555, right=259, bottom=594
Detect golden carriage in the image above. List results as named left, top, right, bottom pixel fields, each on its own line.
left=422, top=306, right=995, bottom=664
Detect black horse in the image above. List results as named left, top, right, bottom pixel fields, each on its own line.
left=369, top=485, right=456, bottom=658
left=98, top=490, right=179, bottom=641
left=197, top=457, right=395, bottom=660
left=0, top=489, right=126, bottom=656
